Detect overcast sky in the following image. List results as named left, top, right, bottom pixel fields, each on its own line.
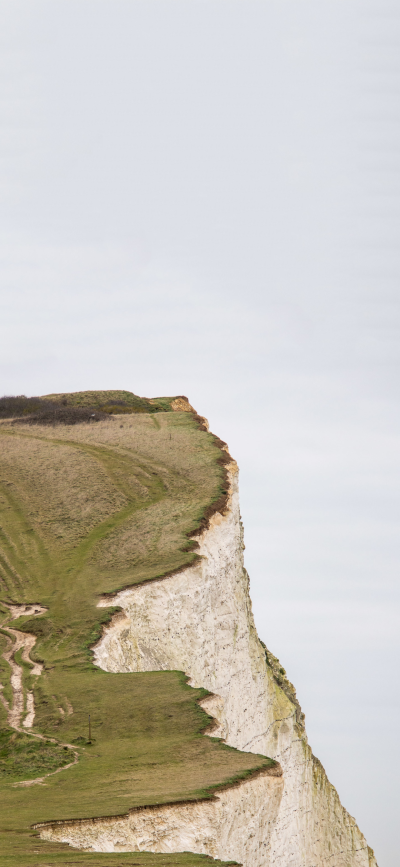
left=1, top=2, right=399, bottom=864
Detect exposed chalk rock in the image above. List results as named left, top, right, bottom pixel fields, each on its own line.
left=41, top=463, right=377, bottom=867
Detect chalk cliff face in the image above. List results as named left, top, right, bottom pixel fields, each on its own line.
left=42, top=459, right=377, bottom=867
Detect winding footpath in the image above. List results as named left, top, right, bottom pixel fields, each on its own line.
left=0, top=602, right=80, bottom=786
left=1, top=603, right=45, bottom=729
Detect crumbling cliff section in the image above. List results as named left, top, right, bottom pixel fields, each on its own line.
left=39, top=768, right=284, bottom=864
left=41, top=459, right=377, bottom=867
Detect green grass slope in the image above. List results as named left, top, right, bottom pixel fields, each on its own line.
left=0, top=391, right=276, bottom=867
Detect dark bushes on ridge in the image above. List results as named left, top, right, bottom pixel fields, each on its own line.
left=12, top=405, right=109, bottom=425
left=0, top=396, right=57, bottom=418
left=0, top=394, right=166, bottom=425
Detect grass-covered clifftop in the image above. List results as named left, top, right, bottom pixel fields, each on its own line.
left=0, top=390, right=275, bottom=867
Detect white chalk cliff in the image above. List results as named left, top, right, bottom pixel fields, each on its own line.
left=41, top=458, right=377, bottom=867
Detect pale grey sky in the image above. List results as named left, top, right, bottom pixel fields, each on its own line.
left=1, top=3, right=399, bottom=864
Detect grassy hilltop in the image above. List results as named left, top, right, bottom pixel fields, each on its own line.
left=0, top=390, right=275, bottom=867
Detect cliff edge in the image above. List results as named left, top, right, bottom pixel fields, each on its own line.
left=0, top=392, right=377, bottom=867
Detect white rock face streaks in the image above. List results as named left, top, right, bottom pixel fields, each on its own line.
left=39, top=770, right=284, bottom=865
left=41, top=460, right=377, bottom=866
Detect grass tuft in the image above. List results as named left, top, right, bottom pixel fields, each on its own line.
left=0, top=729, right=75, bottom=780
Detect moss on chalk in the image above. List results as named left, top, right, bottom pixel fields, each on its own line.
left=260, top=640, right=306, bottom=733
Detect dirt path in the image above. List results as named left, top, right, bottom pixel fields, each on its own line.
left=0, top=602, right=80, bottom=786
left=1, top=603, right=46, bottom=729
